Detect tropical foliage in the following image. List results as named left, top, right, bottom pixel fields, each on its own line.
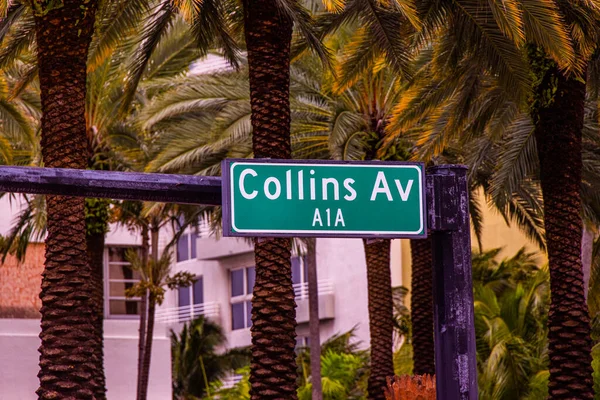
left=214, top=328, right=369, bottom=400
left=396, top=248, right=550, bottom=399
left=472, top=249, right=549, bottom=400
left=171, top=316, right=250, bottom=400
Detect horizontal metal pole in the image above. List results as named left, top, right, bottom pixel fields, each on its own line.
left=0, top=166, right=222, bottom=205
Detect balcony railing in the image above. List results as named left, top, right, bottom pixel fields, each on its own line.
left=293, top=280, right=333, bottom=300
left=155, top=302, right=220, bottom=324
left=155, top=281, right=333, bottom=324
left=221, top=374, right=244, bottom=389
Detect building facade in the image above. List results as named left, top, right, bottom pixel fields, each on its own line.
left=0, top=197, right=172, bottom=400
left=157, top=231, right=406, bottom=350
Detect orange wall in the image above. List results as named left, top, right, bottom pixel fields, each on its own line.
left=0, top=243, right=44, bottom=318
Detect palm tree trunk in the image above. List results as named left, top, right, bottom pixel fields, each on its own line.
left=532, top=61, right=593, bottom=398
left=139, top=225, right=160, bottom=400
left=86, top=229, right=107, bottom=399
left=363, top=239, right=394, bottom=400
left=306, top=238, right=323, bottom=400
left=139, top=298, right=156, bottom=400
left=136, top=224, right=150, bottom=400
left=410, top=237, right=435, bottom=376
left=243, top=1, right=297, bottom=399
left=33, top=1, right=100, bottom=398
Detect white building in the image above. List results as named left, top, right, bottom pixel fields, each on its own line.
left=157, top=227, right=406, bottom=349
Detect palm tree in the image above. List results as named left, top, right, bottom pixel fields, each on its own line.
left=125, top=246, right=196, bottom=400
left=362, top=238, right=395, bottom=398
left=0, top=8, right=234, bottom=396
left=28, top=0, right=102, bottom=398
left=109, top=119, right=210, bottom=400
left=240, top=0, right=333, bottom=397
left=528, top=46, right=595, bottom=398
left=139, top=62, right=405, bottom=398
left=408, top=237, right=434, bottom=375
left=242, top=2, right=298, bottom=397
left=304, top=237, right=324, bottom=400
left=171, top=316, right=250, bottom=399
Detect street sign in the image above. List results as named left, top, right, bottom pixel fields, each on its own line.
left=221, top=159, right=426, bottom=238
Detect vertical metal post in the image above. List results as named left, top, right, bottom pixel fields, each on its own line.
left=426, top=165, right=478, bottom=400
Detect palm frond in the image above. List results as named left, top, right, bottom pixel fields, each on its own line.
left=470, top=186, right=484, bottom=252
left=0, top=96, right=34, bottom=146
left=144, top=18, right=200, bottom=81
left=489, top=115, right=538, bottom=205
left=119, top=0, right=177, bottom=115
left=0, top=9, right=35, bottom=70
left=0, top=2, right=25, bottom=44
left=87, top=0, right=151, bottom=71
left=328, top=110, right=367, bottom=160
left=521, top=0, right=576, bottom=72
left=333, top=27, right=380, bottom=92
left=274, top=0, right=331, bottom=65
left=322, top=0, right=346, bottom=13
left=189, top=0, right=241, bottom=69
left=451, top=0, right=531, bottom=95
left=488, top=0, right=524, bottom=46
left=341, top=0, right=414, bottom=87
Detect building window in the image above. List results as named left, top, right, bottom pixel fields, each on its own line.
left=291, top=256, right=308, bottom=286
left=178, top=277, right=204, bottom=321
left=230, top=266, right=255, bottom=330
left=296, top=336, right=310, bottom=349
left=176, top=231, right=197, bottom=262
left=106, top=247, right=141, bottom=318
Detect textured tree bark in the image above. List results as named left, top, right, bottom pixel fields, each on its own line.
left=533, top=64, right=594, bottom=399
left=33, top=1, right=100, bottom=398
left=410, top=237, right=435, bottom=376
left=306, top=238, right=323, bottom=400
left=86, top=230, right=107, bottom=399
left=363, top=239, right=394, bottom=400
left=136, top=224, right=149, bottom=400
left=243, top=1, right=297, bottom=398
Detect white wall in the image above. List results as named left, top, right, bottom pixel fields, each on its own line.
left=105, top=224, right=141, bottom=246
left=0, top=319, right=172, bottom=400
left=0, top=195, right=23, bottom=236
left=315, top=238, right=371, bottom=347
left=104, top=320, right=172, bottom=400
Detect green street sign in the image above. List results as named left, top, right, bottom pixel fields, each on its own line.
left=221, top=159, right=427, bottom=238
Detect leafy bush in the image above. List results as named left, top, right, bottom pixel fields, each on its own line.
left=171, top=316, right=249, bottom=399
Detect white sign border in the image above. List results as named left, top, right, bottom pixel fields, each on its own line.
left=228, top=161, right=425, bottom=236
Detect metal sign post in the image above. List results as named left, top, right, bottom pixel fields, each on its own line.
left=0, top=162, right=478, bottom=399
left=427, top=165, right=478, bottom=400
